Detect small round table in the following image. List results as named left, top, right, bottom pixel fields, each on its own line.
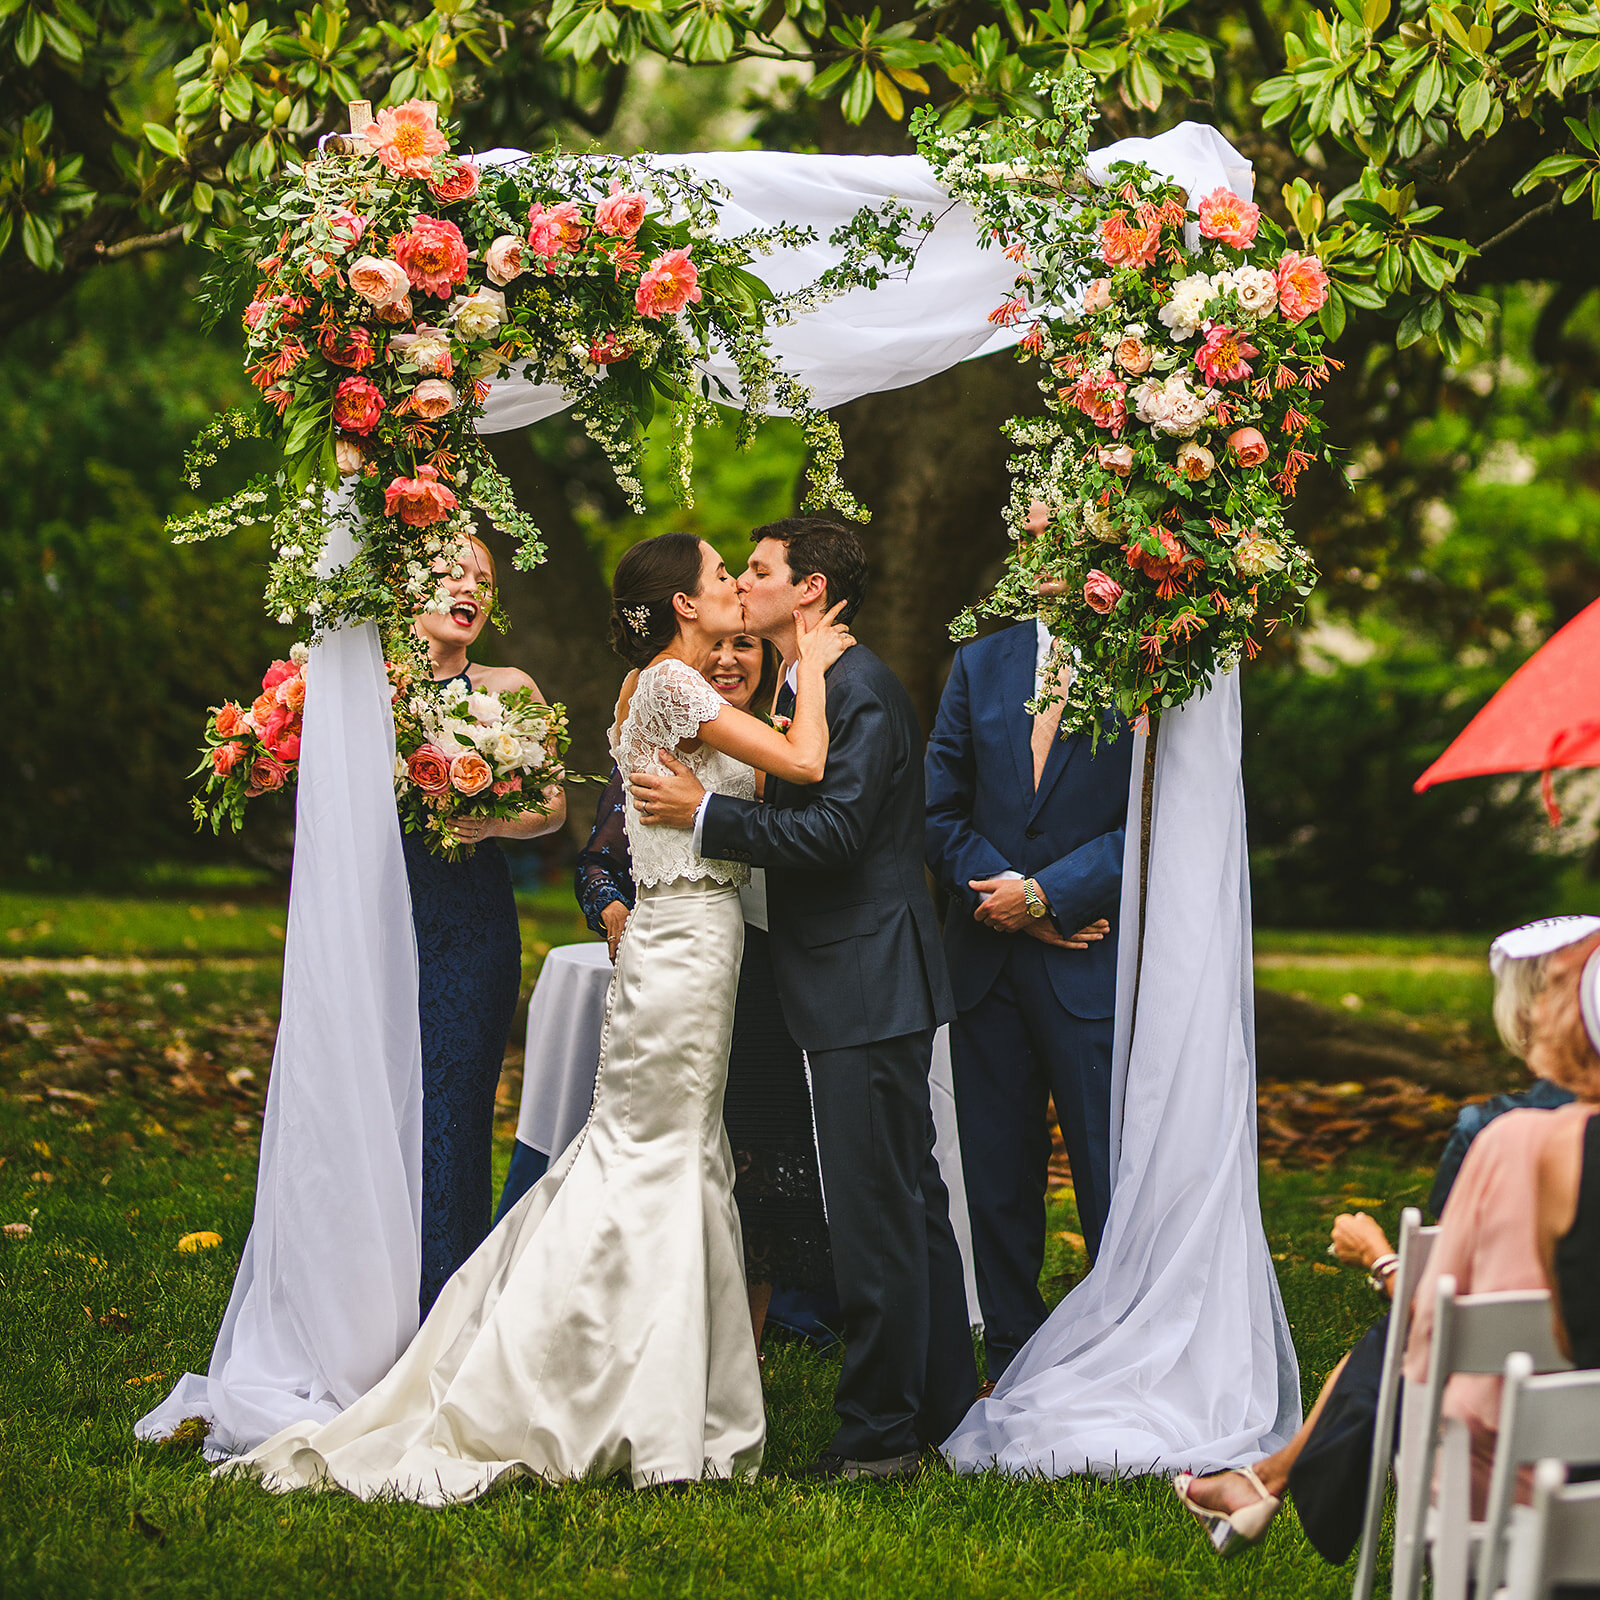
left=498, top=940, right=982, bottom=1327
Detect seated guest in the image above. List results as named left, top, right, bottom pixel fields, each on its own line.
left=924, top=510, right=1131, bottom=1381
left=1174, top=918, right=1600, bottom=1559
left=505, top=632, right=834, bottom=1349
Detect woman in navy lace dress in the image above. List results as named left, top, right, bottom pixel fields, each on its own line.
left=410, top=536, right=566, bottom=1315
left=571, top=632, right=834, bottom=1348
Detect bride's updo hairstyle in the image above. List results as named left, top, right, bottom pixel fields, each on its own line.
left=609, top=531, right=705, bottom=668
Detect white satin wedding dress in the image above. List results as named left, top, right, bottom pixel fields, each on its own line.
left=225, top=659, right=765, bottom=1500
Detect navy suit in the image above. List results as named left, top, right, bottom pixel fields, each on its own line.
left=925, top=621, right=1132, bottom=1376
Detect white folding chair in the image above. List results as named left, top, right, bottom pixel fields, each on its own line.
left=1391, top=1278, right=1571, bottom=1600
left=1504, top=1460, right=1600, bottom=1600
left=1352, top=1208, right=1439, bottom=1600
left=1476, top=1357, right=1600, bottom=1597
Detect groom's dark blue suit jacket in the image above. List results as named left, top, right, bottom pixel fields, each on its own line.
left=924, top=622, right=1133, bottom=1020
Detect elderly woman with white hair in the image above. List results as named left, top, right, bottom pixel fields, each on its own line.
left=1173, top=914, right=1600, bottom=1562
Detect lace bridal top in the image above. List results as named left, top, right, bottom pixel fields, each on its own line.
left=609, top=657, right=755, bottom=890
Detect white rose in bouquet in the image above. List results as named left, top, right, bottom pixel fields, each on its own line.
left=1230, top=266, right=1279, bottom=315
left=1158, top=273, right=1214, bottom=341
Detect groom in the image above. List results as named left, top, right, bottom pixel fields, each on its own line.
left=629, top=516, right=977, bottom=1480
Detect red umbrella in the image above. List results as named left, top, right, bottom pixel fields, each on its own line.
left=1414, top=594, right=1600, bottom=823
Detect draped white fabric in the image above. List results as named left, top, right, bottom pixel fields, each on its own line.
left=140, top=121, right=1295, bottom=1465
left=136, top=511, right=425, bottom=1457
left=942, top=674, right=1302, bottom=1477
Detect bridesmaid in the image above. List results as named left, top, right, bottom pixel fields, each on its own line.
left=409, top=534, right=566, bottom=1315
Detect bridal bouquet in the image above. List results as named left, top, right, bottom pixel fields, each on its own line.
left=919, top=74, right=1333, bottom=733
left=192, top=648, right=309, bottom=832
left=391, top=665, right=570, bottom=859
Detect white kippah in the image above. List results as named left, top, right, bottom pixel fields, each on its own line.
left=1584, top=949, right=1600, bottom=1056
left=1488, top=915, right=1600, bottom=977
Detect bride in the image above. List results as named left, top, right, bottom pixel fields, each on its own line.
left=224, top=530, right=854, bottom=1500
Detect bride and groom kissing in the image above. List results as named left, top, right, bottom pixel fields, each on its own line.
left=226, top=517, right=977, bottom=1500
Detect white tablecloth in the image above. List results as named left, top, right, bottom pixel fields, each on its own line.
left=515, top=940, right=982, bottom=1325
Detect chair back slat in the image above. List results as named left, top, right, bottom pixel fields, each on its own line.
left=1442, top=1291, right=1572, bottom=1375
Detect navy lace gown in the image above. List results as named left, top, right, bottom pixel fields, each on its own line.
left=404, top=673, right=522, bottom=1318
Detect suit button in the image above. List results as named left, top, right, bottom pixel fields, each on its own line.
left=1025, top=826, right=1041, bottom=840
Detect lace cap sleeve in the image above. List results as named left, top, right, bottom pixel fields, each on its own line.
left=634, top=658, right=725, bottom=752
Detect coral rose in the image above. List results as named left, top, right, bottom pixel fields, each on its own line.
left=332, top=376, right=385, bottom=435
left=1196, top=324, right=1259, bottom=386
left=248, top=753, right=288, bottom=794
left=1072, top=371, right=1128, bottom=434
left=1196, top=187, right=1261, bottom=250
left=407, top=744, right=453, bottom=796
left=212, top=740, right=246, bottom=776
left=1081, top=277, right=1115, bottom=314
left=363, top=99, right=448, bottom=180
left=395, top=215, right=470, bottom=299
left=1227, top=426, right=1270, bottom=467
left=214, top=701, right=248, bottom=738
left=384, top=464, right=459, bottom=527
left=319, top=325, right=376, bottom=370
left=334, top=437, right=367, bottom=477
left=1176, top=440, right=1215, bottom=482
left=1276, top=252, right=1331, bottom=324
left=1115, top=335, right=1153, bottom=375
left=635, top=247, right=702, bottom=319
left=327, top=208, right=366, bottom=253
left=450, top=752, right=494, bottom=796
left=595, top=182, right=648, bottom=238
left=427, top=160, right=480, bottom=205
left=1097, top=443, right=1135, bottom=476
left=347, top=255, right=411, bottom=309
left=408, top=378, right=457, bottom=419
left=375, top=295, right=414, bottom=326
left=527, top=201, right=585, bottom=259
left=485, top=234, right=527, bottom=286
left=1083, top=569, right=1125, bottom=615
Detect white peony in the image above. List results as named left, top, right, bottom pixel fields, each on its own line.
left=1234, top=533, right=1288, bottom=577
left=448, top=286, right=508, bottom=342
left=466, top=690, right=501, bottom=724
left=1230, top=265, right=1279, bottom=315
left=1133, top=373, right=1219, bottom=438
left=1158, top=273, right=1214, bottom=341
left=1080, top=500, right=1122, bottom=544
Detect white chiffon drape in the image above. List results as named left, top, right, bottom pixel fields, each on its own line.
left=942, top=674, right=1301, bottom=1477
left=139, top=123, right=1293, bottom=1466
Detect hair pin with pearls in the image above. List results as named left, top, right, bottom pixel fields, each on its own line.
left=623, top=603, right=652, bottom=635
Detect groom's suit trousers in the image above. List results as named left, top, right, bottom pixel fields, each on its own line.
left=808, top=1027, right=976, bottom=1458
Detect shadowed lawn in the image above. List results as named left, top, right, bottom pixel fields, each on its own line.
left=0, top=947, right=1432, bottom=1599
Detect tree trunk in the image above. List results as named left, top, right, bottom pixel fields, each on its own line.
left=477, top=430, right=624, bottom=841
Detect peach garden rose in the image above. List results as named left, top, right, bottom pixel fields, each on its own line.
left=449, top=751, right=494, bottom=797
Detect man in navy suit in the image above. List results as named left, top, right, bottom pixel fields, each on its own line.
left=925, top=609, right=1133, bottom=1381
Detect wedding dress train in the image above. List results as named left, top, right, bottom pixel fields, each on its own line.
left=224, top=660, right=765, bottom=1499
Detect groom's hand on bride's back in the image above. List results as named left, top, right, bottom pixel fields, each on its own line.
left=629, top=751, right=705, bottom=829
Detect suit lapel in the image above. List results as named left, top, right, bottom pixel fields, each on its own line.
left=1001, top=624, right=1038, bottom=800
left=1028, top=723, right=1081, bottom=822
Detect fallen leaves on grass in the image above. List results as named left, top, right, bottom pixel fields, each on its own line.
left=176, top=1231, right=222, bottom=1253
left=3, top=1222, right=32, bottom=1239
left=1257, top=1076, right=1459, bottom=1168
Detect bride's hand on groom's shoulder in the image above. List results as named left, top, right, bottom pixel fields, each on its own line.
left=795, top=601, right=855, bottom=672
left=628, top=751, right=705, bottom=830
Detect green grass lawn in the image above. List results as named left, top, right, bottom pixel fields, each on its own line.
left=0, top=938, right=1433, bottom=1599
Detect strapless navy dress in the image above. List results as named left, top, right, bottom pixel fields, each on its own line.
left=402, top=758, right=522, bottom=1316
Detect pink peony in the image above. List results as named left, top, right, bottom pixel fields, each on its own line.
left=327, top=208, right=366, bottom=252
left=635, top=247, right=701, bottom=319
left=1081, top=277, right=1115, bottom=314
left=363, top=99, right=448, bottom=179
left=595, top=182, right=648, bottom=238
left=273, top=732, right=301, bottom=764
left=1083, top=569, right=1125, bottom=615
left=408, top=377, right=458, bottom=420
left=212, top=740, right=246, bottom=776
left=1195, top=324, right=1259, bottom=386
left=526, top=201, right=585, bottom=259
left=407, top=745, right=453, bottom=796
left=427, top=160, right=480, bottom=205
left=1227, top=426, right=1270, bottom=467
left=1196, top=187, right=1261, bottom=250
left=347, top=255, right=411, bottom=309
left=1276, top=252, right=1331, bottom=324
left=394, top=215, right=469, bottom=299
left=484, top=234, right=527, bottom=286
left=1097, top=443, right=1135, bottom=476
left=319, top=325, right=376, bottom=370
left=449, top=751, right=493, bottom=796
left=332, top=376, right=385, bottom=435
left=384, top=464, right=458, bottom=527
left=261, top=660, right=297, bottom=692
left=1072, top=371, right=1127, bottom=434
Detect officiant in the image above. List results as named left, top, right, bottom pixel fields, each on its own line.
left=924, top=503, right=1133, bottom=1381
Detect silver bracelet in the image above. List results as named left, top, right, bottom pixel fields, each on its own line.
left=1366, top=1252, right=1399, bottom=1294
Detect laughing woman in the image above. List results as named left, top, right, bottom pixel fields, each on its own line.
left=409, top=535, right=566, bottom=1314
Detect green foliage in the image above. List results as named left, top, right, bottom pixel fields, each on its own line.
left=0, top=248, right=290, bottom=880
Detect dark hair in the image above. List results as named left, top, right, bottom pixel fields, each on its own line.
left=750, top=517, right=869, bottom=624
left=609, top=531, right=705, bottom=668
left=755, top=637, right=783, bottom=713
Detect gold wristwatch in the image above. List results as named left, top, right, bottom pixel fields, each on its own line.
left=1022, top=878, right=1049, bottom=919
